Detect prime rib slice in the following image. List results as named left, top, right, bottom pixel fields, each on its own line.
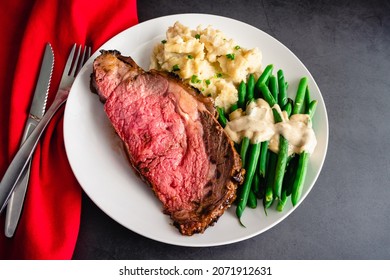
left=90, top=50, right=244, bottom=235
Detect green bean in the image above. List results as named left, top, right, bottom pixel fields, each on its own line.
left=258, top=140, right=269, bottom=178
left=288, top=96, right=316, bottom=206
left=283, top=101, right=292, bottom=117
left=288, top=80, right=314, bottom=206
left=292, top=77, right=308, bottom=115
left=283, top=97, right=293, bottom=116
left=255, top=64, right=273, bottom=97
left=257, top=175, right=266, bottom=199
left=286, top=77, right=308, bottom=206
left=264, top=152, right=277, bottom=209
left=277, top=69, right=288, bottom=107
left=273, top=136, right=289, bottom=199
left=230, top=103, right=238, bottom=112
left=258, top=83, right=276, bottom=107
left=291, top=151, right=310, bottom=206
left=304, top=86, right=311, bottom=113
left=272, top=108, right=289, bottom=199
left=283, top=155, right=298, bottom=197
left=277, top=189, right=288, bottom=212
left=307, top=100, right=318, bottom=119
left=216, top=107, right=227, bottom=128
left=269, top=75, right=278, bottom=105
left=252, top=171, right=260, bottom=197
left=247, top=189, right=257, bottom=209
left=240, top=137, right=250, bottom=168
left=277, top=155, right=297, bottom=211
left=238, top=81, right=246, bottom=109
left=256, top=64, right=274, bottom=86
left=254, top=172, right=266, bottom=199
left=236, top=143, right=261, bottom=219
left=272, top=107, right=283, bottom=123
left=246, top=74, right=255, bottom=105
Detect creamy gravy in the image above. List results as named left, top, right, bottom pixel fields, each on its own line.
left=224, top=99, right=317, bottom=155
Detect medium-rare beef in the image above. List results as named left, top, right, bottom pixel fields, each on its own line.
left=91, top=50, right=244, bottom=235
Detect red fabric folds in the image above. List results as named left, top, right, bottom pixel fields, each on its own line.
left=0, top=0, right=138, bottom=259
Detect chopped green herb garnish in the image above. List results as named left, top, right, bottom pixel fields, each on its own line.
left=191, top=75, right=201, bottom=83
left=226, top=53, right=235, bottom=60
left=216, top=73, right=223, bottom=78
left=187, top=54, right=194, bottom=59
left=161, top=39, right=167, bottom=44
left=195, top=34, right=201, bottom=39
left=205, top=79, right=211, bottom=86
left=234, top=45, right=241, bottom=50
left=172, top=64, right=180, bottom=71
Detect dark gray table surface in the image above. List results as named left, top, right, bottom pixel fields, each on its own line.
left=72, top=0, right=390, bottom=259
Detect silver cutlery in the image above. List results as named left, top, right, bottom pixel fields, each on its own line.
left=4, top=43, right=54, bottom=237
left=0, top=44, right=91, bottom=216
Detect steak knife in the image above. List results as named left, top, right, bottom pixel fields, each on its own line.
left=4, top=43, right=54, bottom=238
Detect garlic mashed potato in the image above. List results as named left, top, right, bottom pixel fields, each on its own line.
left=150, top=21, right=263, bottom=111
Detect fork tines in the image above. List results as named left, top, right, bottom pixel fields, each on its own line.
left=67, top=44, right=92, bottom=77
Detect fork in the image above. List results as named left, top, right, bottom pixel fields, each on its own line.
left=0, top=44, right=91, bottom=213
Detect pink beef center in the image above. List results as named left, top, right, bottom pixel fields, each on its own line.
left=105, top=74, right=210, bottom=212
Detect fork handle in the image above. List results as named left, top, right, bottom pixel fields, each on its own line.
left=0, top=89, right=69, bottom=213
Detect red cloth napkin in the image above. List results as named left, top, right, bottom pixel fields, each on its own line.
left=0, top=0, right=138, bottom=259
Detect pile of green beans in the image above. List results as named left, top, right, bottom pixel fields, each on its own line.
left=216, top=64, right=317, bottom=224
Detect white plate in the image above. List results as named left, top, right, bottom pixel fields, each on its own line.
left=64, top=14, right=328, bottom=247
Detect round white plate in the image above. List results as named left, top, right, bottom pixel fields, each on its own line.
left=64, top=14, right=328, bottom=247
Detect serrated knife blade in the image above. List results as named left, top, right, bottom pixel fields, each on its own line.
left=4, top=43, right=54, bottom=238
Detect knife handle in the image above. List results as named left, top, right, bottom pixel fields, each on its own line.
left=4, top=161, right=32, bottom=237
left=4, top=119, right=37, bottom=237
left=0, top=90, right=68, bottom=213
